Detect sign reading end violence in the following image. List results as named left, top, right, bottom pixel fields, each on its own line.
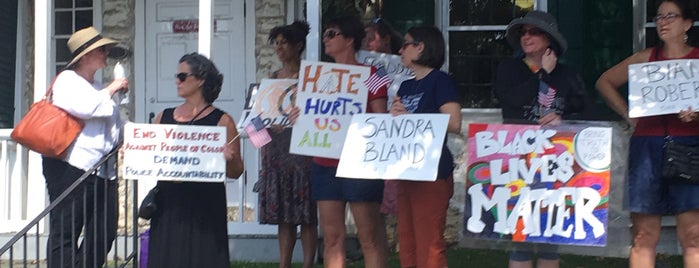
left=336, top=114, right=448, bottom=181
left=122, top=123, right=227, bottom=182
left=464, top=123, right=611, bottom=246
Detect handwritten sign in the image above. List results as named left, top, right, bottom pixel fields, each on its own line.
left=244, top=79, right=297, bottom=128
left=464, top=123, right=611, bottom=246
left=122, top=123, right=227, bottom=182
left=628, top=59, right=699, bottom=118
left=336, top=114, right=448, bottom=181
left=289, top=60, right=370, bottom=158
left=356, top=50, right=414, bottom=107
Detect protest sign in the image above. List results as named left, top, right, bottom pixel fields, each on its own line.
left=245, top=79, right=296, bottom=128
left=464, top=123, right=611, bottom=246
left=122, top=123, right=227, bottom=182
left=628, top=59, right=699, bottom=118
left=336, top=113, right=448, bottom=181
left=289, top=60, right=370, bottom=158
left=356, top=50, right=414, bottom=106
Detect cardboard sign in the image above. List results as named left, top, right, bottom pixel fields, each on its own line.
left=289, top=60, right=370, bottom=159
left=464, top=123, right=611, bottom=246
left=336, top=113, right=449, bottom=181
left=122, top=123, right=227, bottom=182
left=628, top=59, right=699, bottom=118
left=356, top=50, right=414, bottom=107
left=245, top=79, right=297, bottom=128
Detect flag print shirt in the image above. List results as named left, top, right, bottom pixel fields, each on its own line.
left=495, top=56, right=586, bottom=123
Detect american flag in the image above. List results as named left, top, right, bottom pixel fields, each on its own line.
left=364, top=66, right=391, bottom=94
left=244, top=116, right=272, bottom=148
left=538, top=86, right=556, bottom=108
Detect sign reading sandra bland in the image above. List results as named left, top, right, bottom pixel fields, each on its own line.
left=628, top=59, right=699, bottom=118
left=464, top=123, right=612, bottom=246
left=336, top=113, right=448, bottom=181
left=122, top=123, right=227, bottom=182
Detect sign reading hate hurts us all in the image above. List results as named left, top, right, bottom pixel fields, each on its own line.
left=464, top=123, right=611, bottom=246
left=289, top=60, right=370, bottom=159
left=628, top=59, right=699, bottom=118
left=336, top=113, right=449, bottom=181
left=122, top=123, right=227, bottom=182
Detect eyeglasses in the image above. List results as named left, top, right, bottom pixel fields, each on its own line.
left=371, top=17, right=382, bottom=24
left=654, top=13, right=680, bottom=23
left=519, top=27, right=545, bottom=37
left=323, top=30, right=342, bottom=39
left=401, top=41, right=420, bottom=49
left=175, top=72, right=194, bottom=82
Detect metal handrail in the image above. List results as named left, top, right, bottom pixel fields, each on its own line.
left=0, top=144, right=140, bottom=268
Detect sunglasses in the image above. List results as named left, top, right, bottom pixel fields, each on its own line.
left=323, top=30, right=342, bottom=39
left=654, top=13, right=680, bottom=23
left=175, top=72, right=194, bottom=82
left=401, top=41, right=420, bottom=49
left=519, top=27, right=545, bottom=37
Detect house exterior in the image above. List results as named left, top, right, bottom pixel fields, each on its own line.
left=0, top=0, right=690, bottom=262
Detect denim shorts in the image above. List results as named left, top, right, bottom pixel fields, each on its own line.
left=310, top=163, right=384, bottom=202
left=509, top=243, right=559, bottom=261
left=626, top=136, right=699, bottom=214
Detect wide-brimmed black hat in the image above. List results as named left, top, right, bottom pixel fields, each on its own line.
left=506, top=11, right=568, bottom=55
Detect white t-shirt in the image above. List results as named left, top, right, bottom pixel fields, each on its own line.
left=51, top=70, right=121, bottom=178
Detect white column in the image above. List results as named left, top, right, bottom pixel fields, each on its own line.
left=198, top=0, right=214, bottom=58
left=305, top=0, right=321, bottom=61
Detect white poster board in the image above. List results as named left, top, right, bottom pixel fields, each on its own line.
left=243, top=79, right=297, bottom=128
left=122, top=123, right=227, bottom=182
left=336, top=113, right=449, bottom=181
left=289, top=60, right=370, bottom=159
left=628, top=59, right=699, bottom=118
left=356, top=50, right=414, bottom=107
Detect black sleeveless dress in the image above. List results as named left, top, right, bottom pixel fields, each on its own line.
left=147, top=107, right=230, bottom=268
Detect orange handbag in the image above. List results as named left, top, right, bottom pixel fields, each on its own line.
left=11, top=79, right=84, bottom=159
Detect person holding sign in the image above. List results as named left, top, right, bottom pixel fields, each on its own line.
left=596, top=0, right=699, bottom=266
left=494, top=11, right=588, bottom=268
left=390, top=26, right=462, bottom=268
left=290, top=15, right=389, bottom=268
left=41, top=26, right=128, bottom=268
left=257, top=21, right=318, bottom=268
left=147, top=53, right=243, bottom=268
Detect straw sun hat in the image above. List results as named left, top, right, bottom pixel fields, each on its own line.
left=66, top=26, right=119, bottom=68
left=505, top=10, right=568, bottom=56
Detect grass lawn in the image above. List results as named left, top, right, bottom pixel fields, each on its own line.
left=231, top=247, right=684, bottom=267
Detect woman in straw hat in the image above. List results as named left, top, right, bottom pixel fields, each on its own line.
left=494, top=10, right=587, bottom=268
left=597, top=0, right=699, bottom=266
left=41, top=26, right=128, bottom=268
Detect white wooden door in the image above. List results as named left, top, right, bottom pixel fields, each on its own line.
left=144, top=0, right=274, bottom=235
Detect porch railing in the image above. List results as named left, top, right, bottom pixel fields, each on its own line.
left=0, top=139, right=140, bottom=267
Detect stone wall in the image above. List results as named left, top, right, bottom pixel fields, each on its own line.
left=255, top=0, right=286, bottom=81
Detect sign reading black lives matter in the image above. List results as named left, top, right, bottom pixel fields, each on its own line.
left=336, top=113, right=449, bottom=181
left=628, top=59, right=699, bottom=118
left=122, top=123, right=227, bottom=182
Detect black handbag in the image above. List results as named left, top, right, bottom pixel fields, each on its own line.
left=138, top=187, right=159, bottom=219
left=662, top=138, right=699, bottom=184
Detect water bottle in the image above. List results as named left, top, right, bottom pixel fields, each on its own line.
left=114, top=62, right=129, bottom=105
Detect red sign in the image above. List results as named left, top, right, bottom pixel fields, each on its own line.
left=173, top=20, right=218, bottom=33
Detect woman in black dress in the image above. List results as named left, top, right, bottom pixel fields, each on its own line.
left=148, top=53, right=244, bottom=268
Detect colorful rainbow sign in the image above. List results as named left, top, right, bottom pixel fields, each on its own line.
left=464, top=123, right=611, bottom=246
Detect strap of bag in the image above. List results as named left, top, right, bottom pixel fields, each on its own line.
left=188, top=104, right=212, bottom=125
left=43, top=74, right=61, bottom=103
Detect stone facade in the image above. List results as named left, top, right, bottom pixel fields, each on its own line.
left=255, top=0, right=286, bottom=81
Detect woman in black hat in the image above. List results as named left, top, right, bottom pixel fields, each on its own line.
left=597, top=0, right=699, bottom=266
left=494, top=10, right=587, bottom=268
left=42, top=26, right=128, bottom=268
